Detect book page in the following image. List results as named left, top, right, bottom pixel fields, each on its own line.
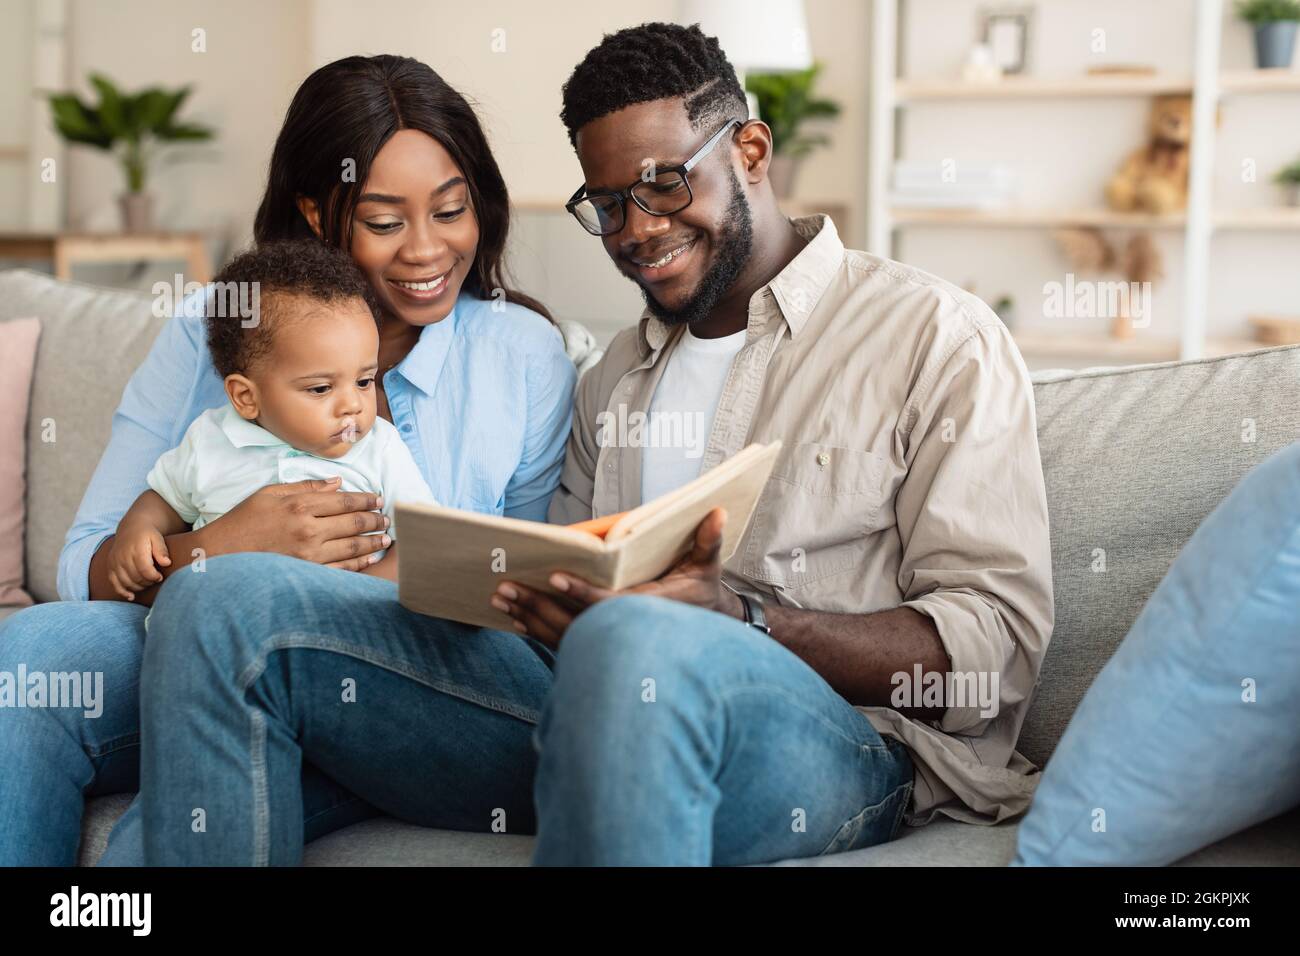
left=606, top=441, right=781, bottom=588
left=395, top=441, right=781, bottom=629
left=396, top=503, right=612, bottom=630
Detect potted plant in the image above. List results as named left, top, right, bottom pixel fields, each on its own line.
left=1275, top=159, right=1300, bottom=205
left=744, top=64, right=841, bottom=199
left=1236, top=0, right=1300, bottom=69
left=48, top=74, right=214, bottom=233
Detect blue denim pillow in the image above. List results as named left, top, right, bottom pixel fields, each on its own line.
left=1014, top=441, right=1300, bottom=866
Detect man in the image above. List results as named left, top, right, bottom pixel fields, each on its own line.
left=492, top=22, right=1054, bottom=864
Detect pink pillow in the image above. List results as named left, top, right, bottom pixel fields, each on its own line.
left=0, top=317, right=41, bottom=608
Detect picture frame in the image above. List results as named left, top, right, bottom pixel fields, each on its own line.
left=981, top=5, right=1034, bottom=75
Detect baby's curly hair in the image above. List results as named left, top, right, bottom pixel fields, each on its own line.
left=205, top=240, right=381, bottom=379
left=560, top=22, right=748, bottom=148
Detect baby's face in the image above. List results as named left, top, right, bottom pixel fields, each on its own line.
left=250, top=296, right=381, bottom=459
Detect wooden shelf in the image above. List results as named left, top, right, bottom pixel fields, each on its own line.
left=895, top=70, right=1300, bottom=102
left=1219, top=69, right=1300, bottom=94
left=891, top=207, right=1300, bottom=231
left=1214, top=207, right=1300, bottom=230
left=895, top=74, right=1193, bottom=102
left=1013, top=330, right=1265, bottom=362
left=891, top=207, right=1187, bottom=228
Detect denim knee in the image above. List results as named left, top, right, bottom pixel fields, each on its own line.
left=561, top=595, right=705, bottom=678
left=145, top=552, right=303, bottom=677
left=0, top=600, right=142, bottom=669
left=553, top=596, right=741, bottom=725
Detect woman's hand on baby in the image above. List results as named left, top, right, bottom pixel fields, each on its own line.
left=205, top=476, right=391, bottom=571
left=105, top=522, right=171, bottom=600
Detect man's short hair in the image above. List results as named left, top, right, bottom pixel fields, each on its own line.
left=205, top=239, right=380, bottom=379
left=560, top=22, right=748, bottom=148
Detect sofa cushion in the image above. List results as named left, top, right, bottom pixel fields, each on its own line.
left=0, top=271, right=160, bottom=603
left=1022, top=344, right=1300, bottom=767
left=0, top=317, right=42, bottom=608
left=78, top=793, right=1300, bottom=867
left=1013, top=441, right=1300, bottom=865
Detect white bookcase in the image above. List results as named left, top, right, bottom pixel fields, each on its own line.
left=866, top=0, right=1299, bottom=364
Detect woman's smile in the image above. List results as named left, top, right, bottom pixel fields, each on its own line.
left=387, top=268, right=453, bottom=303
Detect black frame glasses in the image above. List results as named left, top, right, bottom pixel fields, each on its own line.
left=565, top=119, right=743, bottom=237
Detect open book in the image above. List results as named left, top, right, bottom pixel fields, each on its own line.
left=396, top=441, right=782, bottom=629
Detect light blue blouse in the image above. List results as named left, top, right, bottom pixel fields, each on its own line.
left=57, top=291, right=577, bottom=601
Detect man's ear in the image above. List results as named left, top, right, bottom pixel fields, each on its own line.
left=296, top=196, right=323, bottom=239
left=224, top=374, right=260, bottom=421
left=735, top=120, right=774, bottom=185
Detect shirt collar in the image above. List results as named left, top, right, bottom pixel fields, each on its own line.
left=635, top=214, right=844, bottom=360
left=391, top=299, right=460, bottom=396
left=218, top=403, right=286, bottom=448
left=216, top=403, right=376, bottom=460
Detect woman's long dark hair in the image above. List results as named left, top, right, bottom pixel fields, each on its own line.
left=254, top=55, right=552, bottom=322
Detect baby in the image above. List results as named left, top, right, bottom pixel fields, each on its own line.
left=104, top=240, right=437, bottom=599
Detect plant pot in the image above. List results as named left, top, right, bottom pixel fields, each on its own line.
left=118, top=192, right=155, bottom=234
left=767, top=154, right=801, bottom=200
left=1285, top=182, right=1300, bottom=207
left=1253, top=21, right=1298, bottom=69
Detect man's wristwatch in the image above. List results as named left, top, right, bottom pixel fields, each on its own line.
left=721, top=581, right=771, bottom=635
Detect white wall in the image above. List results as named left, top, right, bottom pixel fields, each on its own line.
left=0, top=0, right=36, bottom=227
left=61, top=0, right=310, bottom=252
left=894, top=0, right=1300, bottom=346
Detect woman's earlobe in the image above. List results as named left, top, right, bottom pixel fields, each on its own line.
left=296, top=196, right=323, bottom=239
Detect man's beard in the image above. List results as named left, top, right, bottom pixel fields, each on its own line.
left=636, top=170, right=754, bottom=328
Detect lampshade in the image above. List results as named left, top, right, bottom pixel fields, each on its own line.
left=677, top=0, right=812, bottom=73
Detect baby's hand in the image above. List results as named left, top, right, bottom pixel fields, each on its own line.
left=106, top=522, right=172, bottom=601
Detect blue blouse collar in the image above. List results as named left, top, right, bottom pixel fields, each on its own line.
left=389, top=298, right=461, bottom=396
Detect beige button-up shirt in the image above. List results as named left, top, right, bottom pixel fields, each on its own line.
left=548, top=215, right=1054, bottom=826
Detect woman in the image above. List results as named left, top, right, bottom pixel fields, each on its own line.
left=0, top=55, right=576, bottom=865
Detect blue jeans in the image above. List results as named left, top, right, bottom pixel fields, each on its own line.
left=0, top=600, right=383, bottom=865
left=136, top=552, right=912, bottom=865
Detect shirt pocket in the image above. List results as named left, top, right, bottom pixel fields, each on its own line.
left=738, top=442, right=888, bottom=587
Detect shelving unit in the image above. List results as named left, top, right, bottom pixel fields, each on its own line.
left=867, top=0, right=1300, bottom=365
left=1219, top=67, right=1300, bottom=93
left=895, top=74, right=1194, bottom=101
left=890, top=206, right=1300, bottom=230
left=890, top=207, right=1188, bottom=228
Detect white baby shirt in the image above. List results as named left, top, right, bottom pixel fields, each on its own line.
left=146, top=403, right=437, bottom=555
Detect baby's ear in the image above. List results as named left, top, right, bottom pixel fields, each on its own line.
left=224, top=373, right=259, bottom=419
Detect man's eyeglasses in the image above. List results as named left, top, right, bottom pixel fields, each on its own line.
left=566, top=119, right=742, bottom=237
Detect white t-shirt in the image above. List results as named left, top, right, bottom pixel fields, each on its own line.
left=145, top=403, right=437, bottom=558
left=639, top=326, right=748, bottom=504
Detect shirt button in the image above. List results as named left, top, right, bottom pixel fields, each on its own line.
left=401, top=424, right=413, bottom=433
left=817, top=452, right=830, bottom=467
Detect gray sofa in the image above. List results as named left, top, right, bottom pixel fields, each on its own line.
left=2, top=267, right=1297, bottom=866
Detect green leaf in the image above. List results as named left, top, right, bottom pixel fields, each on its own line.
left=134, top=87, right=186, bottom=131
left=1236, top=0, right=1300, bottom=23
left=88, top=73, right=128, bottom=138
left=744, top=62, right=841, bottom=156
left=1275, top=159, right=1300, bottom=184
left=47, top=93, right=113, bottom=148
left=156, top=122, right=214, bottom=142
left=133, top=89, right=175, bottom=132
